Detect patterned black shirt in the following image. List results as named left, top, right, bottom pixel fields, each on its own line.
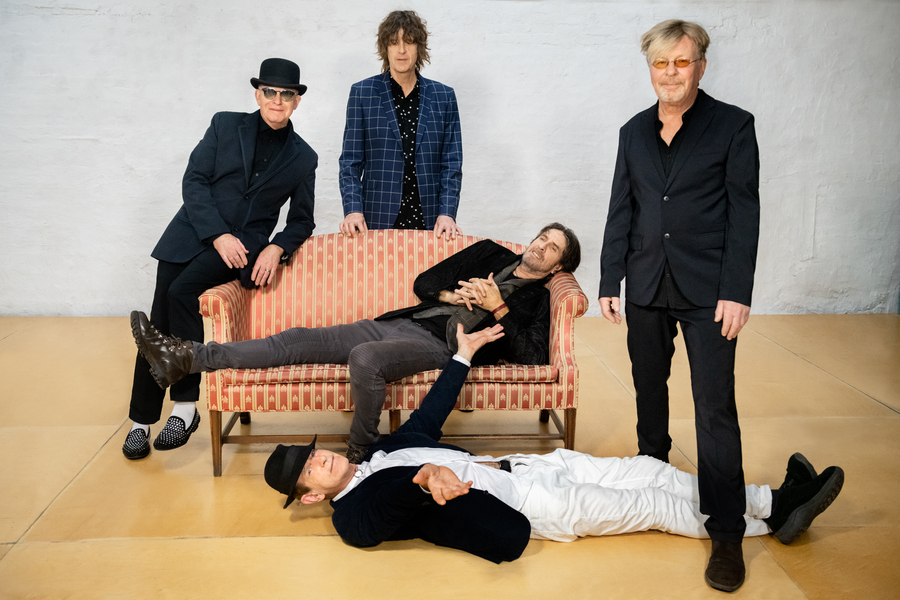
left=390, top=77, right=426, bottom=229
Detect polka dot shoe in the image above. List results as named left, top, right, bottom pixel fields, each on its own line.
left=122, top=427, right=151, bottom=460
left=153, top=410, right=201, bottom=451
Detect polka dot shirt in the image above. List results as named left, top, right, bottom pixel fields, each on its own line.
left=390, top=76, right=426, bottom=230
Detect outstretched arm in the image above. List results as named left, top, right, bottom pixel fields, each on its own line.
left=394, top=324, right=504, bottom=439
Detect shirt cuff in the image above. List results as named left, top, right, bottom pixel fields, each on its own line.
left=452, top=354, right=471, bottom=367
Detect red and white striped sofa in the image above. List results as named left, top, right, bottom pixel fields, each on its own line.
left=199, top=230, right=589, bottom=476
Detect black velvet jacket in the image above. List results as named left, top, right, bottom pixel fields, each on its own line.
left=376, top=240, right=552, bottom=366
left=330, top=359, right=531, bottom=563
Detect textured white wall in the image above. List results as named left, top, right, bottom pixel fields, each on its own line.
left=1, top=0, right=898, bottom=316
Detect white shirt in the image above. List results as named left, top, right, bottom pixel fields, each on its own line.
left=333, top=447, right=534, bottom=510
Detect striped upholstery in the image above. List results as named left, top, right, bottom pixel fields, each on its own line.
left=199, top=230, right=588, bottom=416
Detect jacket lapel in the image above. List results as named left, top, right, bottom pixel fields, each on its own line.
left=639, top=104, right=667, bottom=185
left=378, top=71, right=402, bottom=144
left=415, top=75, right=429, bottom=149
left=666, top=90, right=715, bottom=187
left=238, top=112, right=258, bottom=188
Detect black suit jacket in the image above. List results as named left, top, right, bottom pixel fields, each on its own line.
left=330, top=359, right=531, bottom=563
left=152, top=111, right=317, bottom=286
left=377, top=240, right=552, bottom=366
left=598, top=90, right=760, bottom=307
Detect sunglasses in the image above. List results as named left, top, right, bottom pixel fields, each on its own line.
left=651, top=58, right=701, bottom=69
left=259, top=87, right=299, bottom=101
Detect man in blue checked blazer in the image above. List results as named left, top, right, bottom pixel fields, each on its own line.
left=339, top=10, right=463, bottom=240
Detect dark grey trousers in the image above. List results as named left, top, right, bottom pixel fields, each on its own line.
left=191, top=319, right=453, bottom=445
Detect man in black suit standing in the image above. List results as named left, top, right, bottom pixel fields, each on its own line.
left=598, top=20, right=760, bottom=592
left=122, top=58, right=317, bottom=462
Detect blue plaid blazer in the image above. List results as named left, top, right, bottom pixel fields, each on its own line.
left=338, top=72, right=462, bottom=229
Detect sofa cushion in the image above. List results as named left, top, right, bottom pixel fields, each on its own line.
left=220, top=363, right=559, bottom=385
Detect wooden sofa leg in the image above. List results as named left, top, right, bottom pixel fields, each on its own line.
left=564, top=408, right=576, bottom=449
left=389, top=410, right=401, bottom=432
left=239, top=412, right=251, bottom=425
left=210, top=410, right=223, bottom=477
left=538, top=409, right=550, bottom=423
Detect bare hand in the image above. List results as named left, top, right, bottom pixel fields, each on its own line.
left=413, top=464, right=472, bottom=506
left=339, top=212, right=368, bottom=238
left=250, top=244, right=284, bottom=287
left=464, top=273, right=504, bottom=311
left=434, top=215, right=462, bottom=240
left=454, top=323, right=504, bottom=362
left=599, top=297, right=622, bottom=325
left=213, top=234, right=249, bottom=269
left=714, top=300, right=750, bottom=340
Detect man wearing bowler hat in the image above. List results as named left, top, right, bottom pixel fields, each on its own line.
left=262, top=325, right=844, bottom=565
left=122, top=58, right=317, bottom=462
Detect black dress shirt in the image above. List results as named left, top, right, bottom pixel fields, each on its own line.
left=649, top=103, right=699, bottom=310
left=252, top=114, right=289, bottom=179
left=390, top=77, right=426, bottom=229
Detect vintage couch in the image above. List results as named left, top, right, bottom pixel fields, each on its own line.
left=199, top=230, right=589, bottom=476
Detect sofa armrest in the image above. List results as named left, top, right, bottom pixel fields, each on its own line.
left=546, top=272, right=589, bottom=368
left=199, top=280, right=254, bottom=345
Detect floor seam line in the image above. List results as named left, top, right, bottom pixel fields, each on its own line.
left=13, top=419, right=129, bottom=545
left=748, top=328, right=900, bottom=416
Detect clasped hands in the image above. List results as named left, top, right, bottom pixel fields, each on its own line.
left=440, top=273, right=507, bottom=318
left=213, top=233, right=283, bottom=287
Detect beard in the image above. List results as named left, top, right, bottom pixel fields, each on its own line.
left=656, top=79, right=687, bottom=103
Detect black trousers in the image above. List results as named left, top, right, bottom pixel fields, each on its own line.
left=625, top=301, right=747, bottom=541
left=128, top=246, right=236, bottom=424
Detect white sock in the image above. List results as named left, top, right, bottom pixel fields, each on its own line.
left=170, top=402, right=197, bottom=427
left=130, top=422, right=150, bottom=435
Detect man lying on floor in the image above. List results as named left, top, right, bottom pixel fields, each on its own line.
left=262, top=323, right=844, bottom=564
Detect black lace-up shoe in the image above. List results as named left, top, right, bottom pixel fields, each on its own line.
left=130, top=311, right=193, bottom=389
left=122, top=427, right=150, bottom=460
left=153, top=410, right=201, bottom=451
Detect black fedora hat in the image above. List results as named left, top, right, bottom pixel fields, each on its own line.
left=251, top=58, right=307, bottom=96
left=264, top=436, right=317, bottom=508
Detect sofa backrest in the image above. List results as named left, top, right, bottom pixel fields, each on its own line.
left=247, top=230, right=525, bottom=338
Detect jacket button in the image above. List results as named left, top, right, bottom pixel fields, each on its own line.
left=663, top=195, right=670, bottom=202
left=664, top=233, right=670, bottom=239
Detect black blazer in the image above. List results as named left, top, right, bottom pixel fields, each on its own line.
left=377, top=240, right=552, bottom=366
left=152, top=111, right=317, bottom=286
left=598, top=90, right=760, bottom=307
left=330, top=359, right=531, bottom=564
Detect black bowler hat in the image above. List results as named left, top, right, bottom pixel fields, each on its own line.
left=264, top=436, right=317, bottom=508
left=251, top=58, right=308, bottom=96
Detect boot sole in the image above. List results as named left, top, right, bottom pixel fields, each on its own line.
left=776, top=466, right=844, bottom=544
left=704, top=572, right=744, bottom=593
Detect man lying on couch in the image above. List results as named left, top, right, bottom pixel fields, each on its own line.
left=261, top=324, right=844, bottom=564
left=130, top=223, right=581, bottom=462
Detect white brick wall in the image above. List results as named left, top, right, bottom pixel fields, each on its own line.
left=1, top=0, right=898, bottom=315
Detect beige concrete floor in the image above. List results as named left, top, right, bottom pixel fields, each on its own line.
left=0, top=314, right=897, bottom=599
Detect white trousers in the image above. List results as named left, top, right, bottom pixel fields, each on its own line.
left=511, top=449, right=772, bottom=541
